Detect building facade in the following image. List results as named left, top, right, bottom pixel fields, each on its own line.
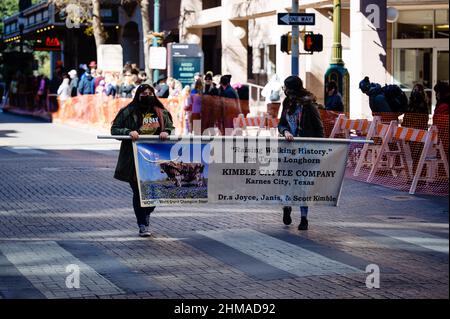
left=180, top=0, right=449, bottom=118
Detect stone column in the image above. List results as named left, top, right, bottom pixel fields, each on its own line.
left=350, top=0, right=387, bottom=119
left=221, top=19, right=248, bottom=84
left=179, top=0, right=203, bottom=45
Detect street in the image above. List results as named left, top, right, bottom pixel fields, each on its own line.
left=0, top=110, right=448, bottom=299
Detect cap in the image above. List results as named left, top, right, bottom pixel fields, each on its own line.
left=359, top=76, right=371, bottom=92
left=89, top=61, right=97, bottom=68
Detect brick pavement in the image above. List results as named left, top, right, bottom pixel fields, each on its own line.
left=0, top=111, right=448, bottom=299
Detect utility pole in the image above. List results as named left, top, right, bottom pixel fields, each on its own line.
left=153, top=0, right=160, bottom=82
left=291, top=0, right=299, bottom=76
left=324, top=0, right=350, bottom=112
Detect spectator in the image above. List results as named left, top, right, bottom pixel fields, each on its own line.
left=36, top=74, right=48, bottom=111
left=402, top=83, right=429, bottom=131
left=155, top=75, right=170, bottom=98
left=118, top=73, right=136, bottom=98
left=105, top=73, right=118, bottom=98
left=432, top=81, right=449, bottom=160
left=182, top=85, right=193, bottom=135
left=57, top=74, right=71, bottom=103
left=203, top=72, right=219, bottom=96
left=262, top=74, right=283, bottom=118
left=325, top=80, right=344, bottom=112
left=191, top=79, right=203, bottom=135
left=433, top=81, right=449, bottom=116
left=359, top=76, right=391, bottom=112
left=78, top=70, right=95, bottom=95
left=94, top=69, right=104, bottom=90
left=219, top=74, right=241, bottom=133
left=95, top=80, right=106, bottom=95
left=68, top=69, right=79, bottom=97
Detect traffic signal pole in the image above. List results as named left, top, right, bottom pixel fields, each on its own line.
left=291, top=0, right=299, bottom=76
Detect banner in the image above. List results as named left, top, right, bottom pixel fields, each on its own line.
left=133, top=137, right=350, bottom=207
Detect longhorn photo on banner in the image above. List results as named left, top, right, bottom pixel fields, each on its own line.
left=133, top=141, right=210, bottom=206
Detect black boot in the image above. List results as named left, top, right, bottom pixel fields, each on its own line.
left=282, top=206, right=292, bottom=225
left=298, top=217, right=308, bottom=230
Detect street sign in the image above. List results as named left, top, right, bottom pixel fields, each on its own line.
left=277, top=13, right=315, bottom=26
left=168, top=43, right=204, bottom=87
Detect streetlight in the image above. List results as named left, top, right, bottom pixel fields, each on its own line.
left=324, top=0, right=350, bottom=113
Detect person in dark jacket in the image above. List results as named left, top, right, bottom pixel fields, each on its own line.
left=203, top=73, right=219, bottom=96
left=402, top=83, right=429, bottom=131
left=77, top=70, right=95, bottom=95
left=278, top=75, right=324, bottom=231
left=359, top=76, right=391, bottom=112
left=68, top=70, right=79, bottom=97
left=325, top=80, right=344, bottom=112
left=111, top=84, right=174, bottom=237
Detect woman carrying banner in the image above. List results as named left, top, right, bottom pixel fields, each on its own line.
left=278, top=76, right=324, bottom=230
left=111, top=84, right=174, bottom=237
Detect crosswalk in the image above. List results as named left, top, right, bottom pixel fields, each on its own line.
left=0, top=227, right=447, bottom=298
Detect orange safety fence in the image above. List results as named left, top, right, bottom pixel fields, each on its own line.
left=334, top=112, right=449, bottom=196
left=54, top=94, right=246, bottom=136
left=54, top=96, right=448, bottom=196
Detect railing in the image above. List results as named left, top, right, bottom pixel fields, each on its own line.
left=244, top=82, right=265, bottom=114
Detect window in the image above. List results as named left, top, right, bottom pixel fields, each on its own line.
left=396, top=10, right=434, bottom=39
left=395, top=9, right=449, bottom=39
left=202, top=0, right=221, bottom=10
left=435, top=10, right=449, bottom=38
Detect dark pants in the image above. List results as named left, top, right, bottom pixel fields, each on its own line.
left=129, top=181, right=155, bottom=227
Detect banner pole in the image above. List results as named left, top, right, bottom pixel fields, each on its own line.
left=97, top=135, right=374, bottom=144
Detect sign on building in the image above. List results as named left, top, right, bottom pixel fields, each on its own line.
left=97, top=45, right=123, bottom=72
left=168, top=43, right=204, bottom=87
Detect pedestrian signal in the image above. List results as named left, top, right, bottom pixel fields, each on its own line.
left=304, top=33, right=323, bottom=52
left=280, top=32, right=292, bottom=54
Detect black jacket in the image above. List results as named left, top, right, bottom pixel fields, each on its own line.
left=278, top=95, right=324, bottom=138
left=111, top=104, right=174, bottom=182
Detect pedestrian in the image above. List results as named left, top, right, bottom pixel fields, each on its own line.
left=325, top=80, right=344, bottom=112
left=57, top=74, right=71, bottom=103
left=68, top=69, right=79, bottom=97
left=111, top=84, right=174, bottom=237
left=278, top=75, right=324, bottom=230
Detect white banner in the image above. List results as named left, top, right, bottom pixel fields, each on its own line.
left=133, top=137, right=350, bottom=207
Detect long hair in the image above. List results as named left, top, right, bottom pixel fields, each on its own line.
left=283, top=76, right=316, bottom=114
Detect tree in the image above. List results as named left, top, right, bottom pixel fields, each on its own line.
left=50, top=0, right=107, bottom=52
left=122, top=0, right=152, bottom=80
left=0, top=0, right=19, bottom=35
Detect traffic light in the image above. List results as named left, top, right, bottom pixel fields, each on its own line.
left=280, top=32, right=292, bottom=54
left=304, top=33, right=323, bottom=52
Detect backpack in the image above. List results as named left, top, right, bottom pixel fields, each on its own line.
left=382, top=84, right=408, bottom=113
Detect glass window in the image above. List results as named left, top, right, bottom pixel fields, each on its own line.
left=396, top=10, right=434, bottom=39
left=394, top=48, right=433, bottom=90
left=435, top=10, right=449, bottom=38
left=43, top=10, right=49, bottom=20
